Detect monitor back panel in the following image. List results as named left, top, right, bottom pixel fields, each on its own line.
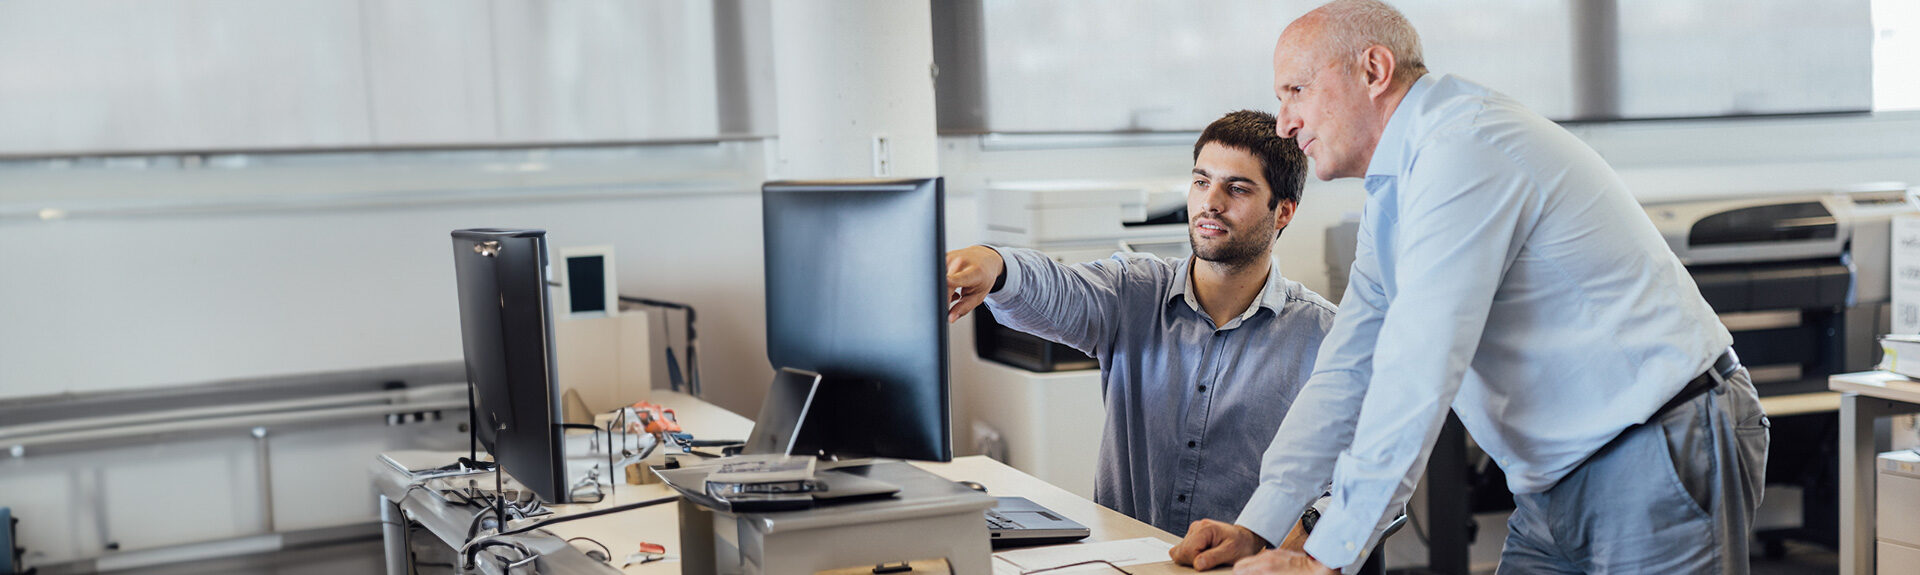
left=762, top=179, right=952, bottom=461
left=451, top=228, right=568, bottom=503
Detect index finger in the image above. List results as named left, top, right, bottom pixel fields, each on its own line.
left=946, top=249, right=974, bottom=275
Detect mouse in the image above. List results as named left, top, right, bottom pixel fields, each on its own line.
left=956, top=480, right=988, bottom=493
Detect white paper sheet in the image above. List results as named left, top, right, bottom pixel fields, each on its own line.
left=991, top=537, right=1175, bottom=574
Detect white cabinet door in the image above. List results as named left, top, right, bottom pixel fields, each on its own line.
left=490, top=0, right=720, bottom=143
left=0, top=0, right=373, bottom=155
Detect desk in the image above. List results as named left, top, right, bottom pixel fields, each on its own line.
left=372, top=390, right=1195, bottom=574
left=1759, top=391, right=1842, bottom=417
left=1831, top=371, right=1920, bottom=575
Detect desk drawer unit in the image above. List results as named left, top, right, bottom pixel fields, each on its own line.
left=1879, top=450, right=1920, bottom=575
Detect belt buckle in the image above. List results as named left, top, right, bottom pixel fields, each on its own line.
left=1706, top=350, right=1735, bottom=394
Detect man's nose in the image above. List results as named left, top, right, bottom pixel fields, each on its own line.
left=1200, top=182, right=1229, bottom=211
left=1275, top=106, right=1301, bottom=138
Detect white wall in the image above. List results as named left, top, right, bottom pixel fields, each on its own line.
left=10, top=110, right=1920, bottom=427
left=0, top=143, right=780, bottom=417
left=769, top=0, right=939, bottom=180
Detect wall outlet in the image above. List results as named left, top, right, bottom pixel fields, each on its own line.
left=871, top=135, right=892, bottom=177
left=971, top=420, right=1007, bottom=463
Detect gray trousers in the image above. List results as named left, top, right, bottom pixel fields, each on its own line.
left=1496, top=367, right=1769, bottom=574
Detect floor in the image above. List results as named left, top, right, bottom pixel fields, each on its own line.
left=1750, top=541, right=1839, bottom=575
left=106, top=538, right=388, bottom=575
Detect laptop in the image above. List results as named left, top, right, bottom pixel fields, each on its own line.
left=987, top=496, right=1092, bottom=548
left=742, top=367, right=824, bottom=456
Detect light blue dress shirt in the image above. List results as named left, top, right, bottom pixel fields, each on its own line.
left=983, top=247, right=1336, bottom=536
left=1234, top=74, right=1732, bottom=569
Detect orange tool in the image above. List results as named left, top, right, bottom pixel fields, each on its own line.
left=626, top=401, right=682, bottom=435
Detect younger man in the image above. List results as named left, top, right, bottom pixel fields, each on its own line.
left=945, top=110, right=1335, bottom=536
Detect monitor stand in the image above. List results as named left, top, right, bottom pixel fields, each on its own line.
left=667, top=461, right=996, bottom=575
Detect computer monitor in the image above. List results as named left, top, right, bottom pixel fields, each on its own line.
left=450, top=228, right=571, bottom=504
left=761, top=178, right=952, bottom=461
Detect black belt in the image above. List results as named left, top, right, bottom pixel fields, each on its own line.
left=1649, top=348, right=1740, bottom=422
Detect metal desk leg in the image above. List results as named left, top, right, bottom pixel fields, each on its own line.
left=379, top=495, right=409, bottom=575
left=1839, top=393, right=1920, bottom=575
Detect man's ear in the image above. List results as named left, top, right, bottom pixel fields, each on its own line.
left=1361, top=44, right=1396, bottom=99
left=1272, top=199, right=1298, bottom=231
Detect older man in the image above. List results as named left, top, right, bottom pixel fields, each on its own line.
left=1171, top=1, right=1769, bottom=573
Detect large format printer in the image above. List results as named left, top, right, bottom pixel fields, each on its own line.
left=965, top=180, right=1188, bottom=498
left=1644, top=186, right=1912, bottom=395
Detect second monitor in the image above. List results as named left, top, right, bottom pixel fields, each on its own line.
left=761, top=178, right=952, bottom=462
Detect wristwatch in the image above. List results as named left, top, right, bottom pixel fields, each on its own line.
left=1301, top=507, right=1321, bottom=534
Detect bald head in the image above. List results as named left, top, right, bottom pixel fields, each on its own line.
left=1281, top=0, right=1426, bottom=88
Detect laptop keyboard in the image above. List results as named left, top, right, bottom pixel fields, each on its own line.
left=985, top=510, right=1023, bottom=530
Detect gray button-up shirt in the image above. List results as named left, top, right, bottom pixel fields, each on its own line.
left=983, top=246, right=1335, bottom=536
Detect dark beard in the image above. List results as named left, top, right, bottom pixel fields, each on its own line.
left=1189, top=226, right=1270, bottom=270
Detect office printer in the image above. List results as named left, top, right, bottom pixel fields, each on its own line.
left=1644, top=186, right=1910, bottom=396
left=977, top=180, right=1190, bottom=371
left=960, top=180, right=1188, bottom=499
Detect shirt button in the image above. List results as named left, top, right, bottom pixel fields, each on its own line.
left=1345, top=541, right=1355, bottom=551
left=1187, top=440, right=1198, bottom=448
left=1177, top=494, right=1187, bottom=502
left=1197, top=385, right=1207, bottom=392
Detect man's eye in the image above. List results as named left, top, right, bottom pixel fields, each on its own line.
left=1232, top=187, right=1250, bottom=195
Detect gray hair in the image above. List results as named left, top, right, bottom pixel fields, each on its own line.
left=1314, top=0, right=1428, bottom=85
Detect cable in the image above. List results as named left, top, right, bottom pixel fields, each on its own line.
left=619, top=295, right=701, bottom=396
left=459, top=494, right=681, bottom=571
left=394, top=483, right=435, bottom=508
left=544, top=282, right=702, bottom=395
left=460, top=496, right=679, bottom=553
left=464, top=539, right=533, bottom=571
left=567, top=536, right=612, bottom=562
left=493, top=493, right=681, bottom=539
left=1019, top=560, right=1132, bottom=574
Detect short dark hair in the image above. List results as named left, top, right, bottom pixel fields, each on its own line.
left=1191, top=110, right=1306, bottom=211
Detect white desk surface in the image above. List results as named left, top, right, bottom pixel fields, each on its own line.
left=378, top=389, right=1204, bottom=574
left=1757, top=391, right=1841, bottom=417
left=1830, top=371, right=1920, bottom=405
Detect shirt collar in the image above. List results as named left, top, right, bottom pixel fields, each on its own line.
left=1363, top=73, right=1437, bottom=180
left=1166, top=255, right=1293, bottom=326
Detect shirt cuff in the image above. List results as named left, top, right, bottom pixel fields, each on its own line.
left=1301, top=510, right=1373, bottom=571
left=1232, top=485, right=1306, bottom=549
left=982, top=245, right=1026, bottom=307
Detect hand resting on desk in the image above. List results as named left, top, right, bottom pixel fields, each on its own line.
left=1169, top=518, right=1322, bottom=572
